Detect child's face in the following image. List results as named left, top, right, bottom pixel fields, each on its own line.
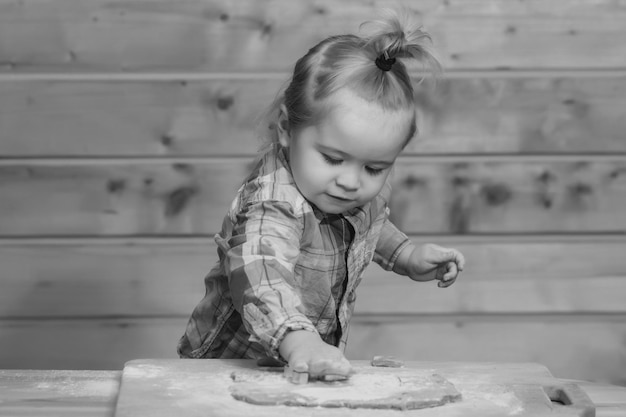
left=279, top=90, right=413, bottom=214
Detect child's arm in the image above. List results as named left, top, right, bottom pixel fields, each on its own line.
left=226, top=201, right=316, bottom=351
left=226, top=200, right=352, bottom=378
left=392, top=243, right=465, bottom=287
left=374, top=218, right=465, bottom=287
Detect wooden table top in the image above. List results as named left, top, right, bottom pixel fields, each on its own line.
left=1, top=367, right=625, bottom=417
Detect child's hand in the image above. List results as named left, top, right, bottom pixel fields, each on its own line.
left=404, top=243, right=465, bottom=288
left=279, top=330, right=353, bottom=380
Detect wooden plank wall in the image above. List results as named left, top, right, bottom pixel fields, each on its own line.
left=1, top=0, right=625, bottom=385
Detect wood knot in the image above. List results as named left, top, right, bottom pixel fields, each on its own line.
left=107, top=179, right=126, bottom=194
left=161, top=134, right=174, bottom=147
left=481, top=183, right=512, bottom=206
left=261, top=23, right=273, bottom=37
left=216, top=96, right=234, bottom=111
left=537, top=170, right=556, bottom=184
left=165, top=185, right=199, bottom=217
left=451, top=176, right=470, bottom=187
left=172, top=163, right=194, bottom=175
left=537, top=193, right=553, bottom=209
left=569, top=182, right=593, bottom=196
left=401, top=175, right=425, bottom=188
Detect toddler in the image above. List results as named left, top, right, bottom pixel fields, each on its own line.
left=178, top=9, right=465, bottom=380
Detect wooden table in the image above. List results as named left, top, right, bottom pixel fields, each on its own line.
left=1, top=368, right=625, bottom=417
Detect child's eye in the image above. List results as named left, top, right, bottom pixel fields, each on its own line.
left=366, top=166, right=385, bottom=176
left=322, top=154, right=343, bottom=165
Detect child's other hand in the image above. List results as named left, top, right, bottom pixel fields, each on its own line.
left=406, top=243, right=465, bottom=288
left=279, top=330, right=353, bottom=381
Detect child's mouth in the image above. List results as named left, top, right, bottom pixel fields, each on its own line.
left=327, top=194, right=354, bottom=203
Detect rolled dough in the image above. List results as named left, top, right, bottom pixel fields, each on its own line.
left=229, top=367, right=462, bottom=410
left=371, top=355, right=405, bottom=368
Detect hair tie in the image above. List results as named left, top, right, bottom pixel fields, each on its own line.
left=375, top=52, right=396, bottom=72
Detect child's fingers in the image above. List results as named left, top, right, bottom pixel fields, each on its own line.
left=450, top=249, right=465, bottom=271
left=442, top=248, right=465, bottom=271
left=308, top=357, right=353, bottom=380
left=437, top=262, right=458, bottom=287
left=443, top=261, right=458, bottom=280
left=432, top=247, right=465, bottom=272
left=438, top=275, right=456, bottom=288
left=290, top=360, right=309, bottom=374
left=454, top=249, right=466, bottom=271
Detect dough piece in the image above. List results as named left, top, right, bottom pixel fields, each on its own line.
left=371, top=355, right=405, bottom=368
left=283, top=365, right=309, bottom=384
left=230, top=368, right=462, bottom=410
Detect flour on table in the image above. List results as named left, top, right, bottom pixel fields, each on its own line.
left=123, top=364, right=165, bottom=379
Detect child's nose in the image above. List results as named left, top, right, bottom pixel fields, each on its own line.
left=336, top=168, right=360, bottom=191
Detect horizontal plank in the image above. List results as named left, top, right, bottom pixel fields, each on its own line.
left=0, top=318, right=185, bottom=370
left=0, top=79, right=273, bottom=157
left=0, top=316, right=624, bottom=385
left=345, top=315, right=626, bottom=385
left=0, top=0, right=625, bottom=73
left=389, top=158, right=626, bottom=234
left=2, top=76, right=626, bottom=156
left=1, top=238, right=626, bottom=319
left=1, top=158, right=625, bottom=235
left=4, top=69, right=626, bottom=82
left=0, top=161, right=248, bottom=236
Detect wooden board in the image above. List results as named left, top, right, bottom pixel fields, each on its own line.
left=1, top=0, right=626, bottom=72
left=113, top=359, right=595, bottom=417
left=1, top=76, right=626, bottom=156
left=0, top=0, right=624, bottom=394
left=1, top=237, right=626, bottom=318
left=1, top=370, right=625, bottom=417
left=1, top=237, right=626, bottom=384
left=1, top=158, right=625, bottom=235
left=2, top=316, right=625, bottom=386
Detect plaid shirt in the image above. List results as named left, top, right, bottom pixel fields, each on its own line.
left=177, top=145, right=412, bottom=361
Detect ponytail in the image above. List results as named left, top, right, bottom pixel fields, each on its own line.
left=256, top=8, right=441, bottom=150
left=362, top=8, right=442, bottom=80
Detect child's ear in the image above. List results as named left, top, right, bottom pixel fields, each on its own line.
left=277, top=104, right=290, bottom=147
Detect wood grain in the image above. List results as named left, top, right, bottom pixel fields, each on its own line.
left=346, top=315, right=626, bottom=385
left=2, top=76, right=626, bottom=156
left=1, top=158, right=625, bottom=235
left=0, top=161, right=248, bottom=235
left=1, top=0, right=625, bottom=73
left=0, top=369, right=120, bottom=417
left=116, top=360, right=561, bottom=416
left=0, top=236, right=624, bottom=384
left=1, top=316, right=625, bottom=386
left=1, top=0, right=625, bottom=389
left=1, top=238, right=626, bottom=318
left=389, top=158, right=626, bottom=234
left=0, top=79, right=273, bottom=156
left=1, top=368, right=624, bottom=417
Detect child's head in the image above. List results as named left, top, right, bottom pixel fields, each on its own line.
left=261, top=9, right=441, bottom=214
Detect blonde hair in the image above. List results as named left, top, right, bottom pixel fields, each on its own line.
left=256, top=8, right=441, bottom=151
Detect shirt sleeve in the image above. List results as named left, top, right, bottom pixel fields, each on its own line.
left=220, top=200, right=318, bottom=359
left=372, top=212, right=413, bottom=271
